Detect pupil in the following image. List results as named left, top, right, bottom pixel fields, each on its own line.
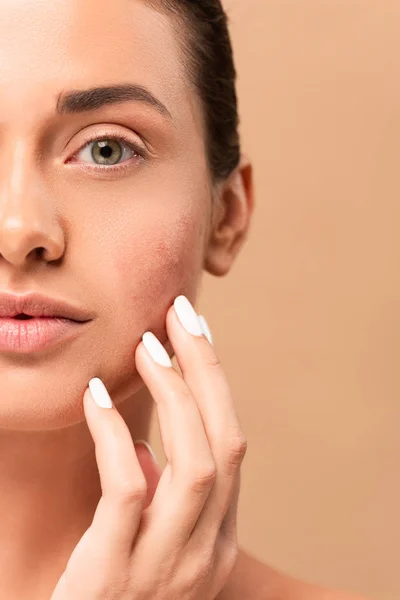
left=101, top=146, right=112, bottom=158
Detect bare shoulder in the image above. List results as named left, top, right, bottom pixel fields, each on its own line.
left=217, top=548, right=369, bottom=600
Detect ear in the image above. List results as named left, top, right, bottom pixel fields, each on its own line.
left=204, top=155, right=255, bottom=277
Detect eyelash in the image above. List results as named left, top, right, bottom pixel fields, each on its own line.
left=69, top=131, right=146, bottom=174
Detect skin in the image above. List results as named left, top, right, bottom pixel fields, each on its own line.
left=0, top=0, right=368, bottom=598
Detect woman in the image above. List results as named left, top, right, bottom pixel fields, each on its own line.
left=0, top=0, right=368, bottom=598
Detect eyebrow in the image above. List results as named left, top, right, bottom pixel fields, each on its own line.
left=55, top=83, right=172, bottom=120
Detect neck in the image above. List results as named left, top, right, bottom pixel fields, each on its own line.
left=0, top=384, right=153, bottom=597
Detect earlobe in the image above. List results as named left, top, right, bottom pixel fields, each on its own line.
left=203, top=156, right=255, bottom=277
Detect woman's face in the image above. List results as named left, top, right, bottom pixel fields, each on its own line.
left=0, top=0, right=213, bottom=429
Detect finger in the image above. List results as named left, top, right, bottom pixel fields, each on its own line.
left=219, top=470, right=241, bottom=542
left=133, top=441, right=162, bottom=510
left=81, top=379, right=148, bottom=559
left=133, top=332, right=217, bottom=551
left=166, top=296, right=247, bottom=542
left=209, top=473, right=242, bottom=598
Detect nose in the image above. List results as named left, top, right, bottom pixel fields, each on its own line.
left=0, top=140, right=65, bottom=268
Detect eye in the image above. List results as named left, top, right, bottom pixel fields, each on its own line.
left=73, top=135, right=141, bottom=168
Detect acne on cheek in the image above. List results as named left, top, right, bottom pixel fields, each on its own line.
left=114, top=222, right=203, bottom=340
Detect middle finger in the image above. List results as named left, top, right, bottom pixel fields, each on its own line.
left=133, top=328, right=216, bottom=549
left=166, top=296, right=247, bottom=539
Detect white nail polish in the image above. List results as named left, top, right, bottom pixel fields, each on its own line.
left=142, top=332, right=172, bottom=367
left=89, top=377, right=113, bottom=409
left=134, top=439, right=159, bottom=465
left=174, top=295, right=203, bottom=336
left=198, top=315, right=213, bottom=345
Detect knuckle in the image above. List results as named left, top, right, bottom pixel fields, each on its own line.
left=203, top=353, right=221, bottom=370
left=165, top=386, right=193, bottom=406
left=114, top=478, right=147, bottom=504
left=190, top=463, right=217, bottom=493
left=225, top=434, right=248, bottom=468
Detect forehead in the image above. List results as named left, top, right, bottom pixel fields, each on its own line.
left=0, top=0, right=194, bottom=125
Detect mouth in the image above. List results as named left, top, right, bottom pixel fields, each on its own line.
left=8, top=314, right=80, bottom=323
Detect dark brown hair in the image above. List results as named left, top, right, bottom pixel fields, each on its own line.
left=146, top=0, right=241, bottom=182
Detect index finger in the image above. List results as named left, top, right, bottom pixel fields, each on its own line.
left=81, top=380, right=148, bottom=559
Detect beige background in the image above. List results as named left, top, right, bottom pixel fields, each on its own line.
left=150, top=2, right=400, bottom=599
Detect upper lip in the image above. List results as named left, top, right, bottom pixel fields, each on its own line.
left=0, top=292, right=94, bottom=322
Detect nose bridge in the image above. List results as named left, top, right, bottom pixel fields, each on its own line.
left=0, top=137, right=64, bottom=266
left=1, top=138, right=39, bottom=223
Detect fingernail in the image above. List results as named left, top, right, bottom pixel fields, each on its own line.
left=134, top=439, right=159, bottom=465
left=88, top=377, right=113, bottom=409
left=198, top=315, right=213, bottom=345
left=174, top=295, right=203, bottom=336
left=142, top=332, right=173, bottom=367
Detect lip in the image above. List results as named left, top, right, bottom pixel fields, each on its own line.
left=0, top=292, right=94, bottom=354
left=0, top=292, right=94, bottom=322
left=0, top=317, right=91, bottom=353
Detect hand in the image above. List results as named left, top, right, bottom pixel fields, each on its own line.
left=50, top=295, right=248, bottom=600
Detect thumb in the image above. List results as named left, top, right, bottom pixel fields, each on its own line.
left=133, top=440, right=162, bottom=509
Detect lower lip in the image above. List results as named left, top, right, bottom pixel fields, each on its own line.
left=0, top=317, right=90, bottom=353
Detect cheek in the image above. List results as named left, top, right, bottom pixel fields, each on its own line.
left=109, top=210, right=204, bottom=340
